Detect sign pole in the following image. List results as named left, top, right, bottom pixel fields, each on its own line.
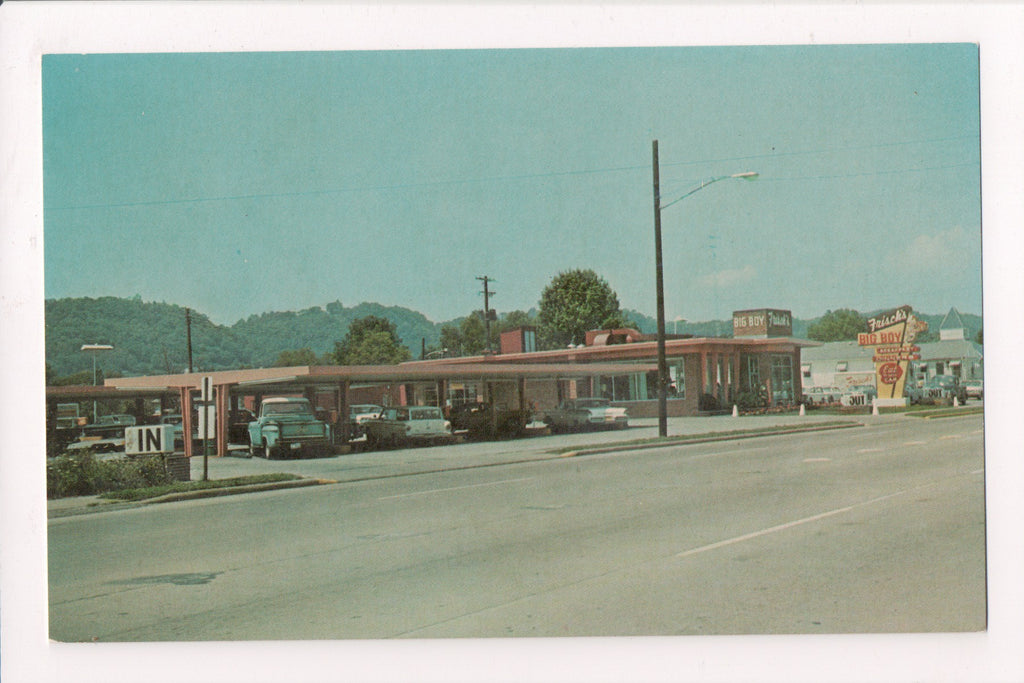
left=201, top=376, right=212, bottom=481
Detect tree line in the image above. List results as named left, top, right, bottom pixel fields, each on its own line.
left=45, top=275, right=980, bottom=383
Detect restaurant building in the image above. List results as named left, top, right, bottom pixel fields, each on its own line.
left=409, top=308, right=817, bottom=417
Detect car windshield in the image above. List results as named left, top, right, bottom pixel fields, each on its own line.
left=575, top=398, right=610, bottom=408
left=411, top=407, right=443, bottom=419
left=263, top=402, right=314, bottom=416
left=350, top=405, right=382, bottom=415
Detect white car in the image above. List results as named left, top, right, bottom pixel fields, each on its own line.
left=363, top=406, right=454, bottom=449
left=544, top=398, right=628, bottom=432
left=347, top=404, right=383, bottom=438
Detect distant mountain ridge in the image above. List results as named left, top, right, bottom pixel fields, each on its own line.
left=45, top=297, right=981, bottom=380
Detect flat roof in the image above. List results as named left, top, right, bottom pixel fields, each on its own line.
left=94, top=361, right=658, bottom=394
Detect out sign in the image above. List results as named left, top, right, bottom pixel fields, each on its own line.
left=125, top=425, right=174, bottom=455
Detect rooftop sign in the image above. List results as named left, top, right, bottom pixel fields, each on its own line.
left=733, top=309, right=793, bottom=338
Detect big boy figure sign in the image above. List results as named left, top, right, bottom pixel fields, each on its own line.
left=857, top=305, right=928, bottom=401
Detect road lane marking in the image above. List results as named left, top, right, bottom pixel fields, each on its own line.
left=802, top=457, right=831, bottom=462
left=675, top=489, right=918, bottom=560
left=856, top=448, right=883, bottom=454
left=377, top=476, right=534, bottom=501
left=902, top=441, right=928, bottom=446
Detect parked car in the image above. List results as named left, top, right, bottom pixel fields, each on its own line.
left=66, top=415, right=137, bottom=453
left=448, top=402, right=532, bottom=439
left=94, top=414, right=137, bottom=427
left=347, top=404, right=383, bottom=439
left=363, top=406, right=454, bottom=449
left=904, top=383, right=924, bottom=405
left=922, top=375, right=968, bottom=404
left=160, top=414, right=185, bottom=447
left=248, top=397, right=331, bottom=459
left=962, top=379, right=984, bottom=400
left=802, top=386, right=843, bottom=406
left=543, top=398, right=628, bottom=432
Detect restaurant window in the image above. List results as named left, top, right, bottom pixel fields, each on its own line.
left=599, top=361, right=684, bottom=402
left=745, top=355, right=761, bottom=392
left=770, top=354, right=795, bottom=403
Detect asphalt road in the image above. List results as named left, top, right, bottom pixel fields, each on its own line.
left=48, top=414, right=985, bottom=641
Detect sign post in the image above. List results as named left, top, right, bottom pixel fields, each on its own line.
left=201, top=376, right=213, bottom=481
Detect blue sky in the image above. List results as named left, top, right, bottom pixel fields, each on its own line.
left=42, top=44, right=981, bottom=325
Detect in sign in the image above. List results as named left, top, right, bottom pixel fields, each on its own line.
left=125, top=425, right=174, bottom=455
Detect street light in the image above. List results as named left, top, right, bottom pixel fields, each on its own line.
left=81, top=343, right=113, bottom=422
left=652, top=140, right=757, bottom=437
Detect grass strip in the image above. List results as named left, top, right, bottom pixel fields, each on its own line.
left=551, top=421, right=860, bottom=455
left=906, top=407, right=985, bottom=420
left=98, top=473, right=303, bottom=502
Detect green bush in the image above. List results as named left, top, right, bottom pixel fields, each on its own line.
left=735, top=387, right=769, bottom=412
left=47, top=451, right=173, bottom=499
left=698, top=393, right=722, bottom=412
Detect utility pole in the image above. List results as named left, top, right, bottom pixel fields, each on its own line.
left=652, top=140, right=668, bottom=438
left=477, top=275, right=496, bottom=353
left=186, top=308, right=194, bottom=373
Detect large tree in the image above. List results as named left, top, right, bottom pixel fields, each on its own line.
left=537, top=269, right=629, bottom=348
left=806, top=309, right=866, bottom=342
left=273, top=348, right=322, bottom=367
left=331, top=315, right=411, bottom=365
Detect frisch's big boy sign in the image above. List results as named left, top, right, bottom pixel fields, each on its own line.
left=857, top=305, right=927, bottom=400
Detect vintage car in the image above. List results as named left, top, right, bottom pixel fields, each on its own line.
left=447, top=402, right=532, bottom=439
left=801, top=386, right=843, bottom=406
left=903, top=383, right=925, bottom=405
left=248, top=397, right=331, bottom=459
left=543, top=398, right=628, bottom=432
left=66, top=414, right=139, bottom=453
left=922, top=375, right=969, bottom=404
left=962, top=379, right=984, bottom=400
left=160, top=414, right=185, bottom=447
left=363, top=406, right=454, bottom=449
left=347, top=404, right=384, bottom=439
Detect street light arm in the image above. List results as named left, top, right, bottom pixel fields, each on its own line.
left=660, top=172, right=758, bottom=211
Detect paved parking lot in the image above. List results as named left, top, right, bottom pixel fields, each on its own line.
left=48, top=411, right=924, bottom=516
left=186, top=413, right=870, bottom=482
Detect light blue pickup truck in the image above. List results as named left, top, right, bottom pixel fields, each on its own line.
left=248, top=397, right=331, bottom=459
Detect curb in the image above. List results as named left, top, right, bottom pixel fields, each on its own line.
left=142, top=478, right=334, bottom=504
left=558, top=422, right=864, bottom=458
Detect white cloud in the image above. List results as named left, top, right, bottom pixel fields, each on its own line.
left=894, top=226, right=977, bottom=272
left=697, top=265, right=758, bottom=289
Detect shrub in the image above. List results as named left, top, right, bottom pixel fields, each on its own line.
left=47, top=451, right=173, bottom=499
left=698, top=393, right=722, bottom=412
left=735, top=388, right=769, bottom=412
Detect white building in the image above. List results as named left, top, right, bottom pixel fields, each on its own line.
left=800, top=308, right=983, bottom=391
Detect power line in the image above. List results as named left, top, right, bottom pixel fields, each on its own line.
left=46, top=134, right=979, bottom=212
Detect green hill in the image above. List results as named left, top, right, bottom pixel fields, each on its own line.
left=45, top=297, right=445, bottom=379
left=45, top=297, right=982, bottom=381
